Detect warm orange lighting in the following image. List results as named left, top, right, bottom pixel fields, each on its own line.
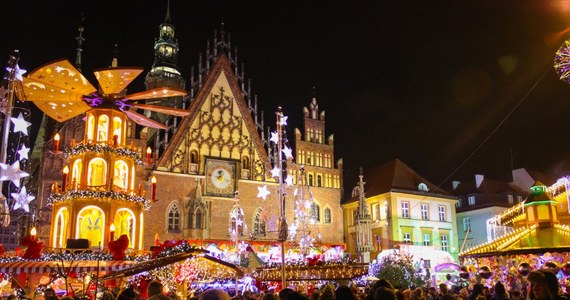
left=151, top=176, right=157, bottom=201
left=30, top=226, right=37, bottom=239
left=154, top=233, right=160, bottom=247
left=63, top=166, right=69, bottom=174
left=110, top=223, right=116, bottom=242
left=62, top=166, right=69, bottom=192
left=54, top=133, right=60, bottom=152
left=146, top=146, right=152, bottom=164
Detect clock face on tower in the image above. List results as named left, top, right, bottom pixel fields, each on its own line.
left=205, top=159, right=237, bottom=197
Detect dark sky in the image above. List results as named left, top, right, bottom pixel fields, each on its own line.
left=2, top=1, right=570, bottom=193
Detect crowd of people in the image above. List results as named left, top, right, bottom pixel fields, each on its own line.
left=22, top=268, right=569, bottom=300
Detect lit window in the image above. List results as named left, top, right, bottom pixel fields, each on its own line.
left=403, top=233, right=411, bottom=244
left=168, top=204, right=180, bottom=231
left=507, top=194, right=514, bottom=204
left=254, top=208, right=266, bottom=236
left=438, top=206, right=446, bottom=222
left=468, top=196, right=476, bottom=205
left=463, top=217, right=471, bottom=232
left=88, top=158, right=107, bottom=186
left=401, top=202, right=409, bottom=218
left=423, top=233, right=431, bottom=246
left=97, top=115, right=109, bottom=143
left=312, top=203, right=320, bottom=222
left=113, top=160, right=129, bottom=190
left=372, top=203, right=380, bottom=221
left=441, top=235, right=448, bottom=251
left=324, top=208, right=331, bottom=224
left=421, top=204, right=429, bottom=220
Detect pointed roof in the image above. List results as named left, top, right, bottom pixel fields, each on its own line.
left=459, top=224, right=570, bottom=258
left=157, top=53, right=270, bottom=170
left=525, top=181, right=554, bottom=205
left=345, top=159, right=452, bottom=203
left=453, top=177, right=523, bottom=212
left=164, top=0, right=172, bottom=24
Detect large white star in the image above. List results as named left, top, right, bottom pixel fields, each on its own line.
left=17, top=145, right=30, bottom=161
left=14, top=65, right=26, bottom=81
left=10, top=113, right=32, bottom=136
left=270, top=167, right=281, bottom=178
left=282, top=146, right=294, bottom=160
left=0, top=161, right=29, bottom=187
left=270, top=131, right=279, bottom=144
left=257, top=185, right=271, bottom=200
left=279, top=116, right=288, bottom=126
left=11, top=186, right=34, bottom=213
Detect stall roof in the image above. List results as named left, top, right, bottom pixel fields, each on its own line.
left=0, top=260, right=135, bottom=274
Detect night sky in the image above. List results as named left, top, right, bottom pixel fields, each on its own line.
left=2, top=1, right=570, bottom=195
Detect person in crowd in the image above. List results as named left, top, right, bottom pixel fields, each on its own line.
left=426, top=287, right=438, bottom=300
left=374, top=286, right=397, bottom=300
left=491, top=282, right=509, bottom=300
left=366, top=278, right=395, bottom=300
left=260, top=294, right=278, bottom=300
left=148, top=281, right=171, bottom=300
left=282, top=291, right=309, bottom=300
left=470, top=284, right=484, bottom=300
left=319, top=284, right=335, bottom=300
left=527, top=269, right=562, bottom=300
left=118, top=287, right=139, bottom=300
left=336, top=285, right=358, bottom=300
left=410, top=287, right=425, bottom=300
left=439, top=283, right=454, bottom=300
left=198, top=289, right=231, bottom=300
left=280, top=288, right=295, bottom=299
left=482, top=287, right=491, bottom=300
left=509, top=290, right=522, bottom=300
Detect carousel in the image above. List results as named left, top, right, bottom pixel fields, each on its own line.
left=458, top=182, right=570, bottom=292
left=0, top=58, right=242, bottom=299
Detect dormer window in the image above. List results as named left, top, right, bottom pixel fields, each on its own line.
left=468, top=196, right=476, bottom=206
left=418, top=183, right=429, bottom=192
left=507, top=194, right=514, bottom=204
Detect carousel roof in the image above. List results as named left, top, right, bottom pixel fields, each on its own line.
left=459, top=224, right=570, bottom=258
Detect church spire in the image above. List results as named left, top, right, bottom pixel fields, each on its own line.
left=145, top=0, right=185, bottom=91
left=355, top=167, right=373, bottom=263
left=75, top=25, right=85, bottom=72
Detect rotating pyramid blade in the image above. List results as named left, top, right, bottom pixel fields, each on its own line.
left=94, top=67, right=143, bottom=95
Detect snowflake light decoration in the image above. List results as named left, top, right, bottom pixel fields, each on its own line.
left=11, top=186, right=34, bottom=212
left=554, top=39, right=570, bottom=84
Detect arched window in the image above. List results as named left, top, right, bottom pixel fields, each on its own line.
left=308, top=174, right=314, bottom=186
left=113, top=208, right=135, bottom=248
left=87, top=115, right=95, bottom=142
left=88, top=158, right=107, bottom=186
left=317, top=175, right=322, bottom=187
left=253, top=207, right=266, bottom=236
left=167, top=204, right=180, bottom=231
left=195, top=209, right=203, bottom=229
left=113, top=160, right=129, bottom=189
left=97, top=115, right=109, bottom=143
left=77, top=206, right=105, bottom=247
left=324, top=208, right=332, bottom=224
left=242, top=156, right=250, bottom=169
left=53, top=207, right=69, bottom=248
left=187, top=211, right=194, bottom=228
left=72, top=159, right=83, bottom=186
left=113, top=117, right=123, bottom=145
left=190, top=150, right=198, bottom=163
left=311, top=203, right=320, bottom=222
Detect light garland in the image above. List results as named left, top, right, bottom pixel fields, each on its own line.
left=48, top=190, right=151, bottom=210
left=253, top=261, right=368, bottom=281
left=65, top=144, right=143, bottom=165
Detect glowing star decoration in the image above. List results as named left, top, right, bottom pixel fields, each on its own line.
left=7, top=64, right=26, bottom=81
left=0, top=161, right=29, bottom=187
left=10, top=113, right=32, bottom=136
left=17, top=145, right=30, bottom=161
left=285, top=175, right=293, bottom=186
left=11, top=186, right=34, bottom=212
left=282, top=146, right=293, bottom=160
left=270, top=166, right=281, bottom=178
left=257, top=185, right=271, bottom=200
left=270, top=131, right=279, bottom=144
left=279, top=115, right=288, bottom=126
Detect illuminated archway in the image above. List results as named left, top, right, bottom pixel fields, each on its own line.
left=113, top=208, right=136, bottom=248
left=52, top=207, right=69, bottom=248
left=113, top=160, right=129, bottom=189
left=72, top=159, right=83, bottom=186
left=97, top=115, right=109, bottom=142
left=76, top=206, right=105, bottom=248
left=113, top=117, right=123, bottom=144
left=87, top=115, right=95, bottom=142
left=88, top=158, right=107, bottom=186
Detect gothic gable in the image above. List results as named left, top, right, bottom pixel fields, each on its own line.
left=157, top=54, right=269, bottom=180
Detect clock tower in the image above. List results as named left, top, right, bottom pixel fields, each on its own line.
left=145, top=0, right=185, bottom=91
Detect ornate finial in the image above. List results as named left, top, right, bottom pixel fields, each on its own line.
left=111, top=44, right=119, bottom=67
left=311, top=86, right=317, bottom=98
left=164, top=0, right=172, bottom=23
left=75, top=17, right=86, bottom=72
left=359, top=166, right=363, bottom=176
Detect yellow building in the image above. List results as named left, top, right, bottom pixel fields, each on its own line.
left=343, top=159, right=460, bottom=260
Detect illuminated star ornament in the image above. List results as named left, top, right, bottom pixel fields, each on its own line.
left=10, top=113, right=32, bottom=135
left=285, top=175, right=293, bottom=186
left=17, top=145, right=30, bottom=161
left=11, top=186, right=34, bottom=212
left=257, top=185, right=271, bottom=200
left=0, top=161, right=29, bottom=187
left=270, top=166, right=281, bottom=178
left=282, top=146, right=293, bottom=160
left=270, top=131, right=279, bottom=144
left=279, top=115, right=288, bottom=126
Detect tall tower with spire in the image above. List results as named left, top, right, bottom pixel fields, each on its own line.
left=355, top=168, right=373, bottom=263
left=144, top=0, right=185, bottom=92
